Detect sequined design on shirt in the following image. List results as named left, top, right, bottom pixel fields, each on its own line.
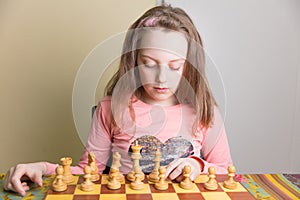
left=128, top=135, right=194, bottom=173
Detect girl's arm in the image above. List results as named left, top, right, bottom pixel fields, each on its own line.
left=200, top=107, right=233, bottom=174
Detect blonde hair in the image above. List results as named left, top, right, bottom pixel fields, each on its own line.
left=105, top=5, right=216, bottom=132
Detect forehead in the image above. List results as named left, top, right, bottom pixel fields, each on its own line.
left=138, top=29, right=188, bottom=59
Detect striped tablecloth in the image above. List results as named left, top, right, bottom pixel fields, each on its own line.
left=0, top=173, right=299, bottom=199
left=240, top=174, right=300, bottom=199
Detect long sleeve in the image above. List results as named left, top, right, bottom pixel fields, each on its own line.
left=200, top=107, right=233, bottom=174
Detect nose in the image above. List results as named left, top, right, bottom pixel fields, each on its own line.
left=156, top=65, right=167, bottom=83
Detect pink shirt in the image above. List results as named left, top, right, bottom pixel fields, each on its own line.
left=45, top=96, right=232, bottom=174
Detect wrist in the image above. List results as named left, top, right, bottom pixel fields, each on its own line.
left=189, top=156, right=205, bottom=172
left=41, top=162, right=59, bottom=175
left=38, top=162, right=47, bottom=175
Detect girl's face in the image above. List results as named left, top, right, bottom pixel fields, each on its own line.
left=137, top=29, right=188, bottom=106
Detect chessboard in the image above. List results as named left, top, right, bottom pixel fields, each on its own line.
left=44, top=174, right=256, bottom=200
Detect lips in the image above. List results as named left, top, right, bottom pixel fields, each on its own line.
left=153, top=87, right=168, bottom=93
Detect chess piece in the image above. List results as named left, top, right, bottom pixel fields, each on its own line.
left=130, top=173, right=144, bottom=190
left=204, top=166, right=218, bottom=190
left=80, top=165, right=95, bottom=192
left=107, top=168, right=121, bottom=190
left=179, top=165, right=193, bottom=189
left=109, top=152, right=124, bottom=182
left=126, top=141, right=145, bottom=181
left=223, top=165, right=238, bottom=189
left=148, top=148, right=161, bottom=183
left=154, top=166, right=168, bottom=190
left=60, top=157, right=75, bottom=184
left=88, top=151, right=99, bottom=182
left=52, top=165, right=67, bottom=192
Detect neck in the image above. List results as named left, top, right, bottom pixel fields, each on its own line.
left=139, top=92, right=179, bottom=106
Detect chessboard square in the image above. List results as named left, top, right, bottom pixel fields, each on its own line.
left=45, top=194, right=74, bottom=200
left=99, top=194, right=126, bottom=200
left=194, top=174, right=209, bottom=183
left=173, top=183, right=200, bottom=193
left=74, top=184, right=101, bottom=194
left=101, top=184, right=126, bottom=194
left=126, top=194, right=153, bottom=200
left=215, top=174, right=228, bottom=182
left=201, top=192, right=231, bottom=200
left=47, top=185, right=76, bottom=194
left=125, top=178, right=131, bottom=184
left=226, top=192, right=256, bottom=200
left=149, top=183, right=175, bottom=193
left=151, top=193, right=179, bottom=200
left=147, top=178, right=172, bottom=184
left=177, top=193, right=205, bottom=200
left=197, top=183, right=224, bottom=192
left=101, top=174, right=125, bottom=184
left=219, top=182, right=247, bottom=192
left=73, top=194, right=100, bottom=200
left=125, top=184, right=151, bottom=194
left=101, top=174, right=109, bottom=184
left=68, top=176, right=80, bottom=185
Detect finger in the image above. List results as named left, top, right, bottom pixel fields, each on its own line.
left=165, top=158, right=183, bottom=177
left=29, top=173, right=43, bottom=187
left=3, top=168, right=13, bottom=191
left=21, top=182, right=28, bottom=187
left=20, top=182, right=29, bottom=190
left=175, top=174, right=184, bottom=182
left=3, top=167, right=26, bottom=196
left=189, top=172, right=198, bottom=181
left=185, top=159, right=202, bottom=181
left=9, top=165, right=29, bottom=196
left=11, top=176, right=26, bottom=196
left=168, top=166, right=184, bottom=180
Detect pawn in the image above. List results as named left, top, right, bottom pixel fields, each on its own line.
left=107, top=168, right=121, bottom=190
left=204, top=166, right=218, bottom=191
left=223, top=165, right=237, bottom=189
left=80, top=165, right=95, bottom=192
left=179, top=165, right=193, bottom=189
left=154, top=167, right=168, bottom=190
left=130, top=173, right=144, bottom=190
left=52, top=165, right=67, bottom=192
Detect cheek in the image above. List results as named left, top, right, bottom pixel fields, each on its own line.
left=138, top=67, right=155, bottom=85
left=166, top=70, right=183, bottom=86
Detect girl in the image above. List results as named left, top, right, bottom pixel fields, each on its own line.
left=4, top=5, right=232, bottom=196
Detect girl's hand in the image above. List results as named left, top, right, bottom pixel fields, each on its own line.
left=166, top=158, right=201, bottom=182
left=3, top=162, right=46, bottom=196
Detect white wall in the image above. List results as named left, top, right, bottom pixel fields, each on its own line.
left=165, top=0, right=300, bottom=173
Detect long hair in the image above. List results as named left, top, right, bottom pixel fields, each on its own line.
left=105, top=5, right=216, bottom=133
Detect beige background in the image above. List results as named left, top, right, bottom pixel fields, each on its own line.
left=0, top=0, right=155, bottom=173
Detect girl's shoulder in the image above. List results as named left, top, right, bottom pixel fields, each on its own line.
left=97, top=96, right=112, bottom=107
left=94, top=96, right=113, bottom=117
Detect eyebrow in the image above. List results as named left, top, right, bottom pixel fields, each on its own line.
left=139, top=54, right=185, bottom=63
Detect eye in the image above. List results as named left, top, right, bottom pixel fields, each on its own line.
left=142, top=60, right=157, bottom=68
left=169, top=61, right=185, bottom=70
